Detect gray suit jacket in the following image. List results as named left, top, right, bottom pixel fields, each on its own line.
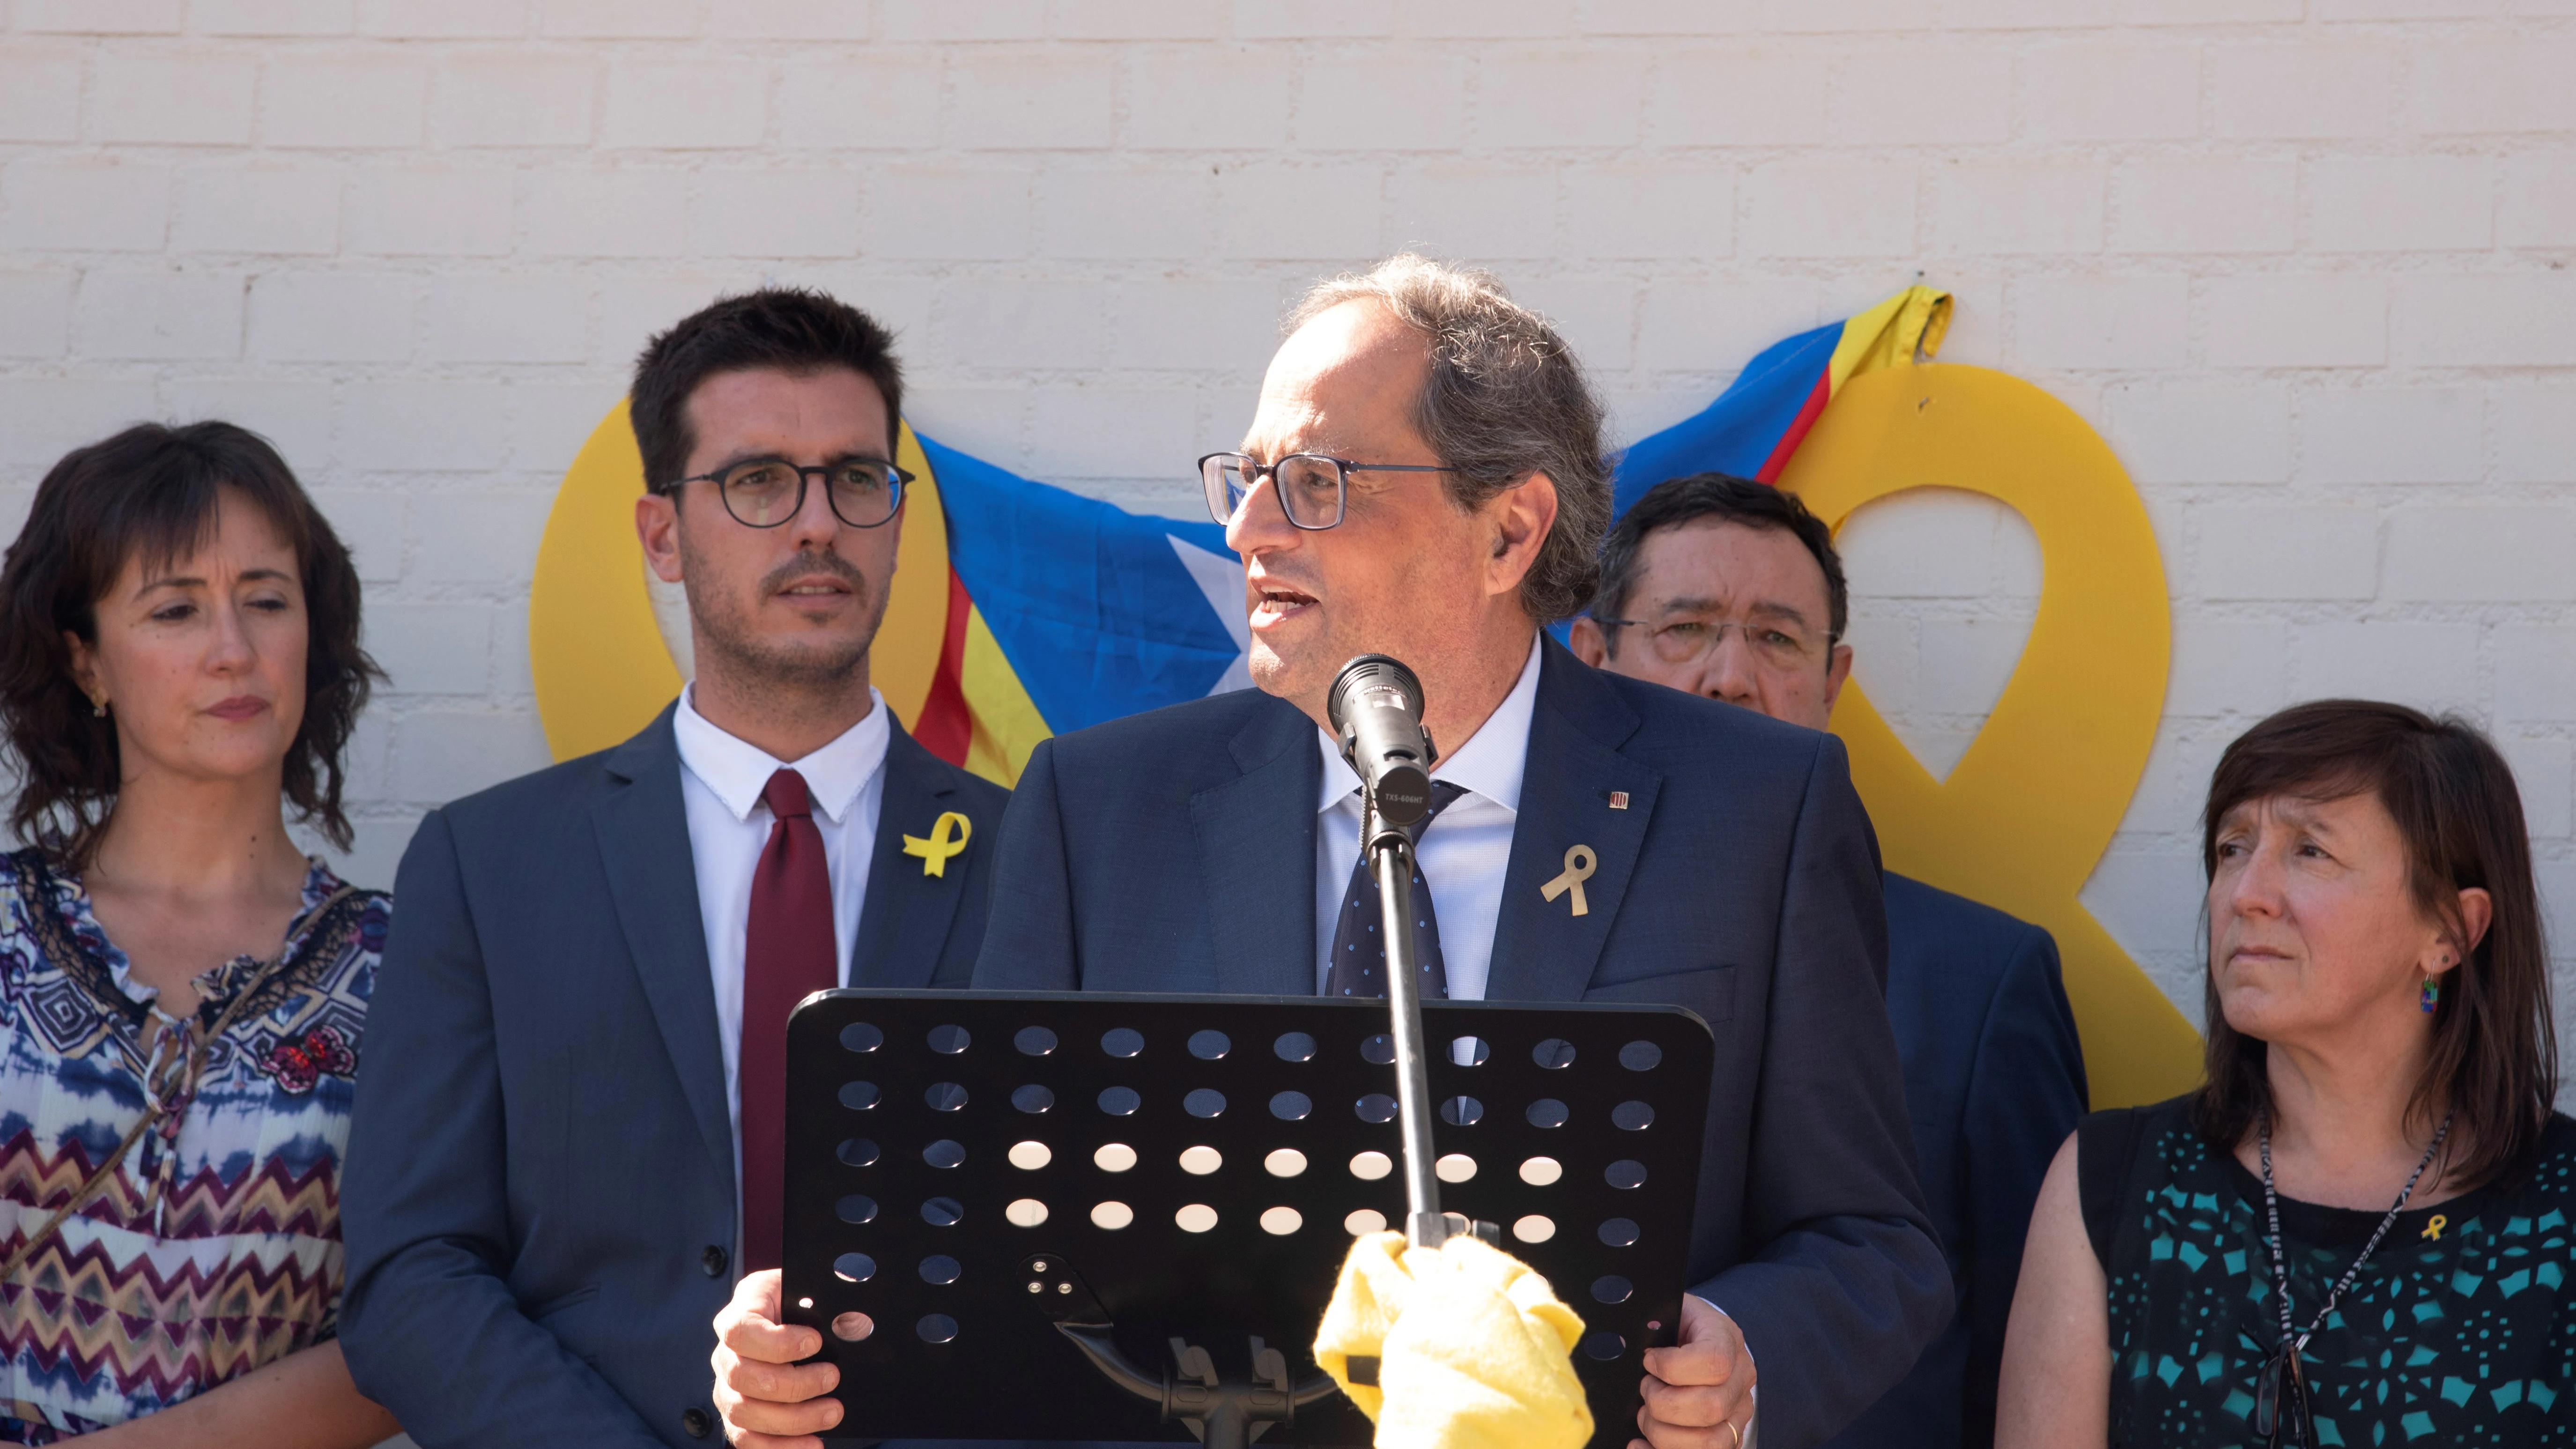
left=340, top=708, right=1006, bottom=1449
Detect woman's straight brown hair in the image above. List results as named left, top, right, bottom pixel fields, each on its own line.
left=2193, top=699, right=2558, bottom=1187
left=0, top=421, right=383, bottom=872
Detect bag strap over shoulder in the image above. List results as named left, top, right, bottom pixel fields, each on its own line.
left=10, top=852, right=147, bottom=1029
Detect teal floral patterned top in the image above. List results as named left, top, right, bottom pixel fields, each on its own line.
left=2081, top=1095, right=2576, bottom=1447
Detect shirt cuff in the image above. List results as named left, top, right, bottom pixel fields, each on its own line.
left=1687, top=1294, right=1757, bottom=1449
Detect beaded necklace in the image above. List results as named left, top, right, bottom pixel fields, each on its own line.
left=2250, top=1106, right=2454, bottom=1446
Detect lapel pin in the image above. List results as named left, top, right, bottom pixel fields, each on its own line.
left=1608, top=791, right=1629, bottom=810
left=1540, top=844, right=1597, bottom=917
left=901, top=810, right=973, bottom=878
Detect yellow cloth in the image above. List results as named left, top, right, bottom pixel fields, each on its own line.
left=1312, top=1231, right=1593, bottom=1449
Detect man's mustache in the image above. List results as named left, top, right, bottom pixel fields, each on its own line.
left=761, top=550, right=868, bottom=599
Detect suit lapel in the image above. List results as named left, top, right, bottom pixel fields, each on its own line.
left=1191, top=695, right=1322, bottom=997
left=850, top=722, right=967, bottom=988
left=1485, top=640, right=1665, bottom=1003
left=591, top=708, right=735, bottom=1192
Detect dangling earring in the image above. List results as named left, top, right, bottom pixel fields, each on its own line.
left=2421, top=975, right=2439, bottom=1013
left=89, top=695, right=106, bottom=718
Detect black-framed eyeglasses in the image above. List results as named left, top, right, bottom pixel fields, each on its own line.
left=659, top=456, right=912, bottom=530
left=1198, top=451, right=1453, bottom=531
left=1591, top=615, right=1835, bottom=670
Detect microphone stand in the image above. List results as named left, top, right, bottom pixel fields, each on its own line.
left=1362, top=791, right=1451, bottom=1250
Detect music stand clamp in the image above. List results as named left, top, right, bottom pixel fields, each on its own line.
left=1027, top=1254, right=1341, bottom=1449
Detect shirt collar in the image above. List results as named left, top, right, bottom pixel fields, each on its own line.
left=1315, top=632, right=1543, bottom=816
left=674, top=683, right=891, bottom=826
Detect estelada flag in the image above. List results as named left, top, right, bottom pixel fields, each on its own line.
left=902, top=284, right=1949, bottom=785
left=1612, top=283, right=1949, bottom=509
left=531, top=285, right=1949, bottom=783
left=895, top=438, right=1240, bottom=784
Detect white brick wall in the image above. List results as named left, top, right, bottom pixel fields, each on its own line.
left=4, top=0, right=2573, bottom=1085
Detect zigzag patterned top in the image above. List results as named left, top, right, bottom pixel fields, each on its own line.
left=0, top=849, right=387, bottom=1442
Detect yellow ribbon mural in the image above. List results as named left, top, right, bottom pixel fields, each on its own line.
left=1782, top=364, right=2203, bottom=1108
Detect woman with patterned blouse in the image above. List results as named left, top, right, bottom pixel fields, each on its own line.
left=0, top=423, right=400, bottom=1446
left=1998, top=701, right=2571, bottom=1448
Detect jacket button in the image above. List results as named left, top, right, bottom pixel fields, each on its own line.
left=682, top=1407, right=712, bottom=1439
left=702, top=1245, right=728, bottom=1277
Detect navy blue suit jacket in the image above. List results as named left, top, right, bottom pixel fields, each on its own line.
left=972, top=639, right=1951, bottom=1448
left=340, top=708, right=1007, bottom=1449
left=1821, top=874, right=2087, bottom=1449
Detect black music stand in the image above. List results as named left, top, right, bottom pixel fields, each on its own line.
left=784, top=989, right=1715, bottom=1447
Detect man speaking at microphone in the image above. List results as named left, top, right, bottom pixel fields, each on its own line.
left=709, top=256, right=1947, bottom=1449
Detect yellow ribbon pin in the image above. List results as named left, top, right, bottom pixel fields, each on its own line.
left=1540, top=844, right=1597, bottom=917
left=2421, top=1214, right=2446, bottom=1241
left=901, top=810, right=972, bottom=879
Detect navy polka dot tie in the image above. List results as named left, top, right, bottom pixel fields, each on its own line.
left=1324, top=781, right=1468, bottom=1000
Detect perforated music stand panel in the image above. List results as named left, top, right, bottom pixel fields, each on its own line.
left=784, top=990, right=1716, bottom=1446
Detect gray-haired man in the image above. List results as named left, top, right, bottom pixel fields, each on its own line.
left=709, top=257, right=1948, bottom=1449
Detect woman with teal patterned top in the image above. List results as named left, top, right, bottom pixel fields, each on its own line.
left=1998, top=700, right=2571, bottom=1448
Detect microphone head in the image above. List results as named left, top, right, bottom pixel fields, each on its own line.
left=1327, top=654, right=1423, bottom=735
left=1330, top=655, right=1435, bottom=826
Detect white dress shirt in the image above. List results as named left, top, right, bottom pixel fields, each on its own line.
left=671, top=684, right=891, bottom=1225
left=1313, top=634, right=1541, bottom=1001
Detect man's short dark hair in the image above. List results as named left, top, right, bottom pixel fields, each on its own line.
left=629, top=287, right=904, bottom=493
left=1588, top=472, right=1847, bottom=658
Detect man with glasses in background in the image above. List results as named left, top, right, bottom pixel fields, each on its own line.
left=341, top=289, right=1007, bottom=1449
left=711, top=257, right=1947, bottom=1449
left=1570, top=472, right=2089, bottom=1449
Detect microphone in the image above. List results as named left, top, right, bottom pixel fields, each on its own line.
left=1328, top=655, right=1439, bottom=827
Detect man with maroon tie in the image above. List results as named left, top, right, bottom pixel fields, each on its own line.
left=338, top=288, right=1007, bottom=1449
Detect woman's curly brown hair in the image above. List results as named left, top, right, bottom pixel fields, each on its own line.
left=0, top=421, right=383, bottom=872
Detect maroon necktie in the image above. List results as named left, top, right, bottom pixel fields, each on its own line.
left=740, top=768, right=837, bottom=1272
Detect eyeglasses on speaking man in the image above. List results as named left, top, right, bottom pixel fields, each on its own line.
left=1198, top=451, right=1454, bottom=531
